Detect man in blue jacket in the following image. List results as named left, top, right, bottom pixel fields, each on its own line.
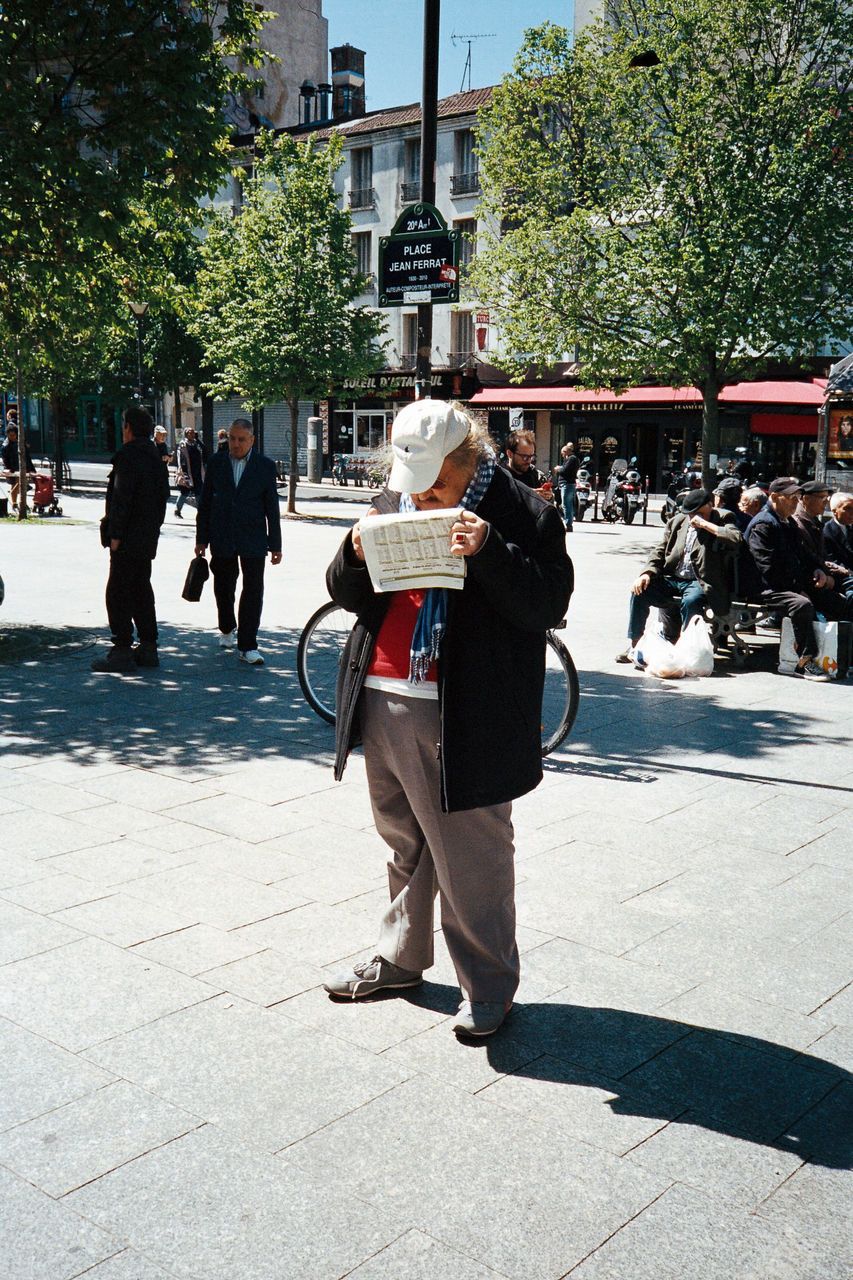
left=195, top=418, right=282, bottom=666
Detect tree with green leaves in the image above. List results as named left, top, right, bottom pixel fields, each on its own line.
left=189, top=132, right=387, bottom=513
left=471, top=1, right=853, bottom=487
left=0, top=0, right=265, bottom=513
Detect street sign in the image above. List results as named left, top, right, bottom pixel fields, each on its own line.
left=379, top=202, right=460, bottom=307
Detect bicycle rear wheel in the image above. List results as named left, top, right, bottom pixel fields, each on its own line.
left=542, top=631, right=580, bottom=755
left=297, top=601, right=354, bottom=725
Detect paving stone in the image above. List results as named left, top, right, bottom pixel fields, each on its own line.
left=803, top=1023, right=853, bottom=1074
left=45, top=838, right=197, bottom=885
left=2, top=872, right=117, bottom=915
left=657, top=983, right=834, bottom=1058
left=344, top=1228, right=513, bottom=1279
left=624, top=920, right=851, bottom=1013
left=187, top=836, right=311, bottom=884
left=0, top=777, right=110, bottom=816
left=756, top=1156, right=853, bottom=1263
left=0, top=809, right=109, bottom=857
left=626, top=1112, right=803, bottom=1207
left=514, top=883, right=675, bottom=956
left=51, top=890, right=198, bottom=946
left=163, top=793, right=314, bottom=843
left=0, top=935, right=212, bottom=1052
left=65, top=1125, right=397, bottom=1280
left=519, top=936, right=692, bottom=1012
left=66, top=1252, right=178, bottom=1280
left=380, top=1020, right=541, bottom=1095
left=77, top=770, right=221, bottom=812
left=568, top=1181, right=846, bottom=1279
left=286, top=1075, right=667, bottom=1280
left=621, top=1028, right=840, bottom=1149
left=0, top=1165, right=120, bottom=1280
left=69, top=803, right=174, bottom=839
left=198, top=948, right=326, bottom=1006
left=0, top=849, right=56, bottom=889
left=0, top=898, right=82, bottom=964
left=132, top=923, right=265, bottom=976
left=280, top=983, right=457, bottom=1054
left=233, top=899, right=378, bottom=967
left=480, top=1052, right=680, bottom=1157
left=113, top=863, right=309, bottom=931
left=83, top=994, right=410, bottom=1153
left=0, top=1018, right=115, bottom=1130
left=518, top=840, right=679, bottom=902
left=0, top=1079, right=202, bottom=1196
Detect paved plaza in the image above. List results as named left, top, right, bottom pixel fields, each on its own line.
left=0, top=483, right=851, bottom=1280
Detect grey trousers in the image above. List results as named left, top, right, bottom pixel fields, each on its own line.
left=361, top=688, right=520, bottom=1003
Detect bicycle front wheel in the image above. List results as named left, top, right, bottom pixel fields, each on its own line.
left=542, top=631, right=580, bottom=756
left=297, top=601, right=354, bottom=725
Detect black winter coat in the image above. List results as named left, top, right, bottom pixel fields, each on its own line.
left=105, top=437, right=170, bottom=559
left=823, top=517, right=853, bottom=575
left=327, top=466, right=573, bottom=813
left=745, top=504, right=810, bottom=594
left=196, top=449, right=282, bottom=559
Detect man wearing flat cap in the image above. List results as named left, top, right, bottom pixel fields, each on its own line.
left=323, top=399, right=573, bottom=1038
left=746, top=477, right=853, bottom=679
left=617, top=487, right=740, bottom=665
left=792, top=481, right=853, bottom=598
left=824, top=492, right=853, bottom=600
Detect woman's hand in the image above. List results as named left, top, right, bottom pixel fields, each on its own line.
left=450, top=509, right=487, bottom=556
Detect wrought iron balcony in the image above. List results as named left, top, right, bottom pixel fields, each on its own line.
left=450, top=171, right=480, bottom=197
left=349, top=187, right=376, bottom=210
left=449, top=350, right=475, bottom=368
left=400, top=181, right=420, bottom=202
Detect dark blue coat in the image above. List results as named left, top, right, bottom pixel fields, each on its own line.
left=745, top=503, right=810, bottom=594
left=196, top=448, right=282, bottom=559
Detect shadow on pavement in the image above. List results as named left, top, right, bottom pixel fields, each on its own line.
left=437, top=999, right=851, bottom=1170
left=0, top=621, right=336, bottom=770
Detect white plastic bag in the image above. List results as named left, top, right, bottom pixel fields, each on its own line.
left=637, top=623, right=685, bottom=679
left=673, top=615, right=715, bottom=677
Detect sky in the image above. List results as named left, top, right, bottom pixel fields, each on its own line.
left=321, top=1, right=575, bottom=112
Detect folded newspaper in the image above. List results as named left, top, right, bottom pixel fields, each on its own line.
left=360, top=508, right=466, bottom=593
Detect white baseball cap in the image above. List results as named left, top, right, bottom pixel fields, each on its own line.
left=388, top=399, right=470, bottom=493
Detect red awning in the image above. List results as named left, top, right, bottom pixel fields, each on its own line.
left=750, top=412, right=818, bottom=437
left=469, top=378, right=827, bottom=410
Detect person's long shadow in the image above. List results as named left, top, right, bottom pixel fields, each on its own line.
left=407, top=987, right=851, bottom=1170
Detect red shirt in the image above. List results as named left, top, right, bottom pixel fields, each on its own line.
left=367, top=589, right=437, bottom=683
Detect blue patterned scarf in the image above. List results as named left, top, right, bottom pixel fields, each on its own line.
left=400, top=447, right=496, bottom=682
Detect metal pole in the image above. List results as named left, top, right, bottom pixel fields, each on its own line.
left=416, top=0, right=440, bottom=400
left=136, top=314, right=145, bottom=404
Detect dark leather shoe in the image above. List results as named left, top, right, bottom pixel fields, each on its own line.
left=91, top=646, right=137, bottom=673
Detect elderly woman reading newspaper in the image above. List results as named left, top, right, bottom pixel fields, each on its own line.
left=323, top=400, right=573, bottom=1037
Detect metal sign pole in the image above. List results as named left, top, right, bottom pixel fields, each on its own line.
left=416, top=0, right=440, bottom=400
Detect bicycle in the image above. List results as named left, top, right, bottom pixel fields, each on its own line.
left=297, top=600, right=579, bottom=756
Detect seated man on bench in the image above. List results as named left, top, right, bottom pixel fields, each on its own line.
left=746, top=477, right=853, bottom=681
left=616, top=488, right=740, bottom=668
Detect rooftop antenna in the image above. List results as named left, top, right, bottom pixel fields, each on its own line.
left=450, top=31, right=496, bottom=93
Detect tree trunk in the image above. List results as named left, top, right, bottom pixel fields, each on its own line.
left=287, top=397, right=299, bottom=514
left=173, top=387, right=182, bottom=444
left=16, top=356, right=27, bottom=520
left=701, top=361, right=721, bottom=492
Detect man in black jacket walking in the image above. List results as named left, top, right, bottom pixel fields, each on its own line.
left=91, top=407, right=170, bottom=673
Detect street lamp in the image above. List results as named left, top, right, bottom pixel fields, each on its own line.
left=127, top=300, right=149, bottom=404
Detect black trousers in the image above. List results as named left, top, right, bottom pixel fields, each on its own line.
left=761, top=587, right=853, bottom=659
left=210, top=554, right=265, bottom=651
left=106, top=551, right=157, bottom=648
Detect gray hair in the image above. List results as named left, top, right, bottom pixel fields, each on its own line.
left=830, top=491, right=853, bottom=512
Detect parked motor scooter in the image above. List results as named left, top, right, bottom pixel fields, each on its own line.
left=661, top=466, right=702, bottom=522
left=620, top=461, right=643, bottom=524
left=573, top=464, right=592, bottom=522
left=601, top=459, right=628, bottom=522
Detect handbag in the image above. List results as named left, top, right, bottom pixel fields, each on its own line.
left=181, top=554, right=209, bottom=602
left=174, top=470, right=191, bottom=489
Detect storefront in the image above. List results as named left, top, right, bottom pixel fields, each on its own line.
left=324, top=367, right=478, bottom=462
left=470, top=379, right=826, bottom=490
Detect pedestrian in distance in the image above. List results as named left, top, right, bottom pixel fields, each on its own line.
left=174, top=425, right=205, bottom=518
left=91, top=406, right=170, bottom=673
left=216, top=428, right=229, bottom=452
left=194, top=418, right=282, bottom=666
left=1, top=422, right=35, bottom=512
left=153, top=425, right=172, bottom=466
left=323, top=399, right=573, bottom=1038
left=554, top=441, right=580, bottom=532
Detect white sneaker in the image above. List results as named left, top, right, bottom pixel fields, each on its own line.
left=218, top=630, right=236, bottom=648
left=239, top=649, right=264, bottom=666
